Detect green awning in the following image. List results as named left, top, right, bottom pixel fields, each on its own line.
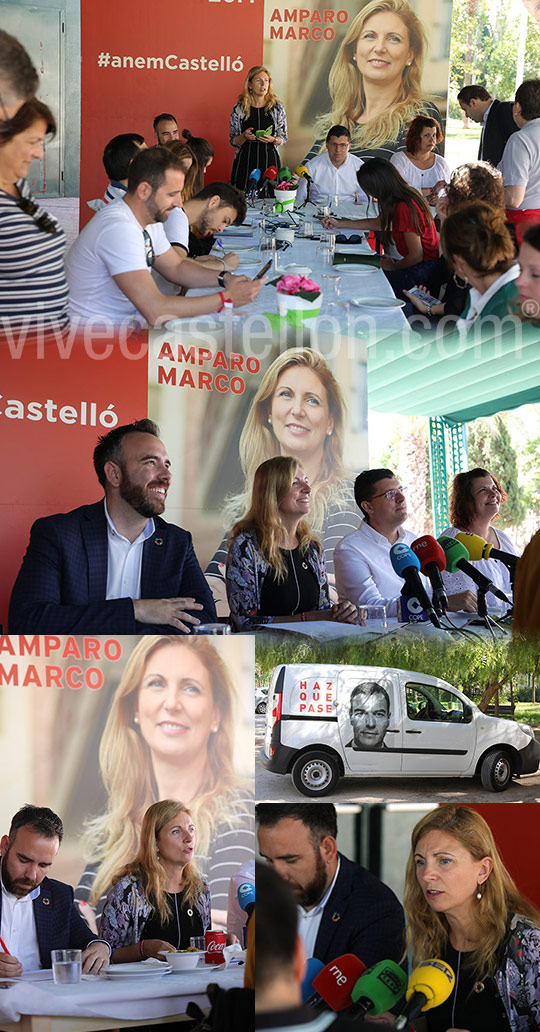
left=367, top=322, right=540, bottom=423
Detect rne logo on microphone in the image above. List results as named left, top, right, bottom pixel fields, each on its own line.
left=329, top=965, right=347, bottom=986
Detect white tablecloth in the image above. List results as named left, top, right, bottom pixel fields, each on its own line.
left=0, top=964, right=244, bottom=1024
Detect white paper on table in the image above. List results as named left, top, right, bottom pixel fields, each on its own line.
left=222, top=945, right=246, bottom=967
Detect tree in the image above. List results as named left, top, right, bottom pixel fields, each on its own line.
left=466, top=415, right=525, bottom=528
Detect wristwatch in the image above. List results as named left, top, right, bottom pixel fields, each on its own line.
left=218, top=270, right=228, bottom=288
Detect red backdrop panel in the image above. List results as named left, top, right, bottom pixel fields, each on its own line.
left=79, top=0, right=264, bottom=225
left=465, top=804, right=540, bottom=911
left=0, top=342, right=149, bottom=629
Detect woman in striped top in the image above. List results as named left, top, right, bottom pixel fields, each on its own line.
left=76, top=635, right=253, bottom=929
left=0, top=97, right=69, bottom=338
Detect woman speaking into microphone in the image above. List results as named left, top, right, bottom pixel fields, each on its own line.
left=403, top=805, right=540, bottom=1032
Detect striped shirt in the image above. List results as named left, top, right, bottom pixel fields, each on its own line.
left=0, top=179, right=69, bottom=335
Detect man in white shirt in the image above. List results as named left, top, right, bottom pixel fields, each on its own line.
left=296, top=125, right=367, bottom=205
left=0, top=805, right=109, bottom=978
left=256, top=804, right=404, bottom=969
left=67, top=147, right=263, bottom=328
left=500, top=78, right=540, bottom=241
left=334, top=468, right=475, bottom=615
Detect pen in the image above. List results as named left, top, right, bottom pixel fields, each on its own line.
left=0, top=937, right=10, bottom=955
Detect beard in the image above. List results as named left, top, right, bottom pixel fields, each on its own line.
left=118, top=472, right=167, bottom=518
left=1, top=845, right=39, bottom=897
left=294, top=849, right=329, bottom=909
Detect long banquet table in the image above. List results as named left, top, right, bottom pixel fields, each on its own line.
left=0, top=963, right=244, bottom=1032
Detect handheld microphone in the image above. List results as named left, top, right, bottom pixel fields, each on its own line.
left=237, top=881, right=255, bottom=920
left=455, top=531, right=519, bottom=574
left=278, top=166, right=292, bottom=182
left=248, top=168, right=261, bottom=185
left=395, top=959, right=455, bottom=1030
left=390, top=543, right=442, bottom=628
left=349, top=960, right=408, bottom=1017
left=301, top=958, right=325, bottom=1003
left=263, top=166, right=279, bottom=181
left=309, top=954, right=367, bottom=1011
left=438, top=537, right=512, bottom=606
left=295, top=164, right=313, bottom=182
left=411, top=535, right=449, bottom=615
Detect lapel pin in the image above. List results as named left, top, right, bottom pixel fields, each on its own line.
left=42, top=898, right=50, bottom=905
left=331, top=912, right=340, bottom=923
left=154, top=538, right=164, bottom=546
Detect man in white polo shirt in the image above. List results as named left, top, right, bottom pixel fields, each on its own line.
left=334, top=468, right=475, bottom=614
left=500, top=78, right=540, bottom=244
left=296, top=125, right=367, bottom=206
left=67, top=147, right=263, bottom=328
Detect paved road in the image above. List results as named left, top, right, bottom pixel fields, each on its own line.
left=254, top=715, right=540, bottom=803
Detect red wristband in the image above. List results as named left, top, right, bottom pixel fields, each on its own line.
left=217, top=293, right=233, bottom=313
left=139, top=940, right=145, bottom=958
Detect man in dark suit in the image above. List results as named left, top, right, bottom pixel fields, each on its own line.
left=457, top=85, right=518, bottom=167
left=9, top=418, right=217, bottom=633
left=0, top=806, right=110, bottom=977
left=256, top=804, right=404, bottom=970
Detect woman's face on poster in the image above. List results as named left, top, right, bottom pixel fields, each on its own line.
left=354, top=12, right=413, bottom=89
left=135, top=644, right=219, bottom=766
left=269, top=366, right=334, bottom=468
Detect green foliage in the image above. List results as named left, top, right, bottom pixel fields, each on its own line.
left=449, top=0, right=540, bottom=112
left=256, top=634, right=539, bottom=705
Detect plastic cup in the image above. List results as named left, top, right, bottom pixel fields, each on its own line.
left=51, top=949, right=82, bottom=985
left=190, top=937, right=206, bottom=951
left=192, top=624, right=231, bottom=634
left=358, top=604, right=387, bottom=630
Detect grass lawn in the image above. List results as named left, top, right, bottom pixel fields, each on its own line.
left=444, top=117, right=482, bottom=171
left=514, top=703, right=540, bottom=726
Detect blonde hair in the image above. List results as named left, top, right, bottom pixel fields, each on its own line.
left=165, top=139, right=199, bottom=201
left=404, top=805, right=540, bottom=978
left=223, top=349, right=350, bottom=532
left=113, top=800, right=203, bottom=922
left=314, top=0, right=431, bottom=151
left=229, top=456, right=316, bottom=579
left=82, top=636, right=246, bottom=907
left=238, top=65, right=279, bottom=118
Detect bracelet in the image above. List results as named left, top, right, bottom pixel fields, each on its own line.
left=216, top=292, right=233, bottom=313
left=139, top=940, right=146, bottom=958
left=426, top=302, right=433, bottom=317
left=217, top=258, right=226, bottom=272
left=217, top=269, right=227, bottom=288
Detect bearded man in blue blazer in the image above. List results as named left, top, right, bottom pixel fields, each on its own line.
left=256, top=803, right=405, bottom=971
left=0, top=806, right=110, bottom=978
left=9, top=418, right=217, bottom=634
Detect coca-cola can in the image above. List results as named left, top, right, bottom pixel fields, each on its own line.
left=205, top=930, right=226, bottom=964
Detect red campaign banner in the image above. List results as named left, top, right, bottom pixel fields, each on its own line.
left=0, top=341, right=149, bottom=629
left=79, top=0, right=264, bottom=225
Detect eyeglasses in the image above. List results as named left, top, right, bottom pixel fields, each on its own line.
left=370, top=485, right=408, bottom=501
left=143, top=229, right=155, bottom=268
left=17, top=195, right=59, bottom=235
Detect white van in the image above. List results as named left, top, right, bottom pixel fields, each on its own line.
left=261, top=664, right=540, bottom=795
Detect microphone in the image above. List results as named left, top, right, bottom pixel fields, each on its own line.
left=295, top=164, right=313, bottom=182
left=390, top=543, right=442, bottom=628
left=455, top=531, right=519, bottom=574
left=301, top=958, right=325, bottom=1003
left=263, top=166, right=279, bottom=182
left=411, top=535, right=449, bottom=615
left=395, top=959, right=455, bottom=1031
left=237, top=881, right=255, bottom=920
left=438, top=536, right=512, bottom=606
left=309, top=954, right=367, bottom=1011
left=349, top=960, right=408, bottom=1017
left=248, top=168, right=261, bottom=186
left=278, top=166, right=292, bottom=182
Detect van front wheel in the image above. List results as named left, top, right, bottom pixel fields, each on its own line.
left=480, top=750, right=513, bottom=792
left=291, top=752, right=340, bottom=796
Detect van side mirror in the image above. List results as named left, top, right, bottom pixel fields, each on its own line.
left=463, top=704, right=472, bottom=723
